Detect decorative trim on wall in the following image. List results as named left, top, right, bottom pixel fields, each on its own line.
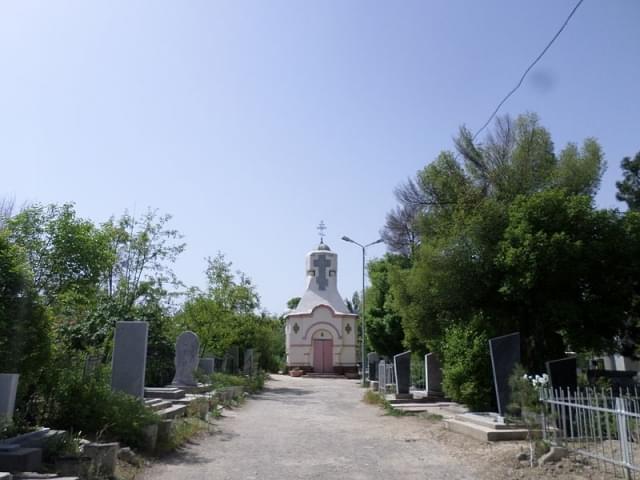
left=302, top=321, right=342, bottom=340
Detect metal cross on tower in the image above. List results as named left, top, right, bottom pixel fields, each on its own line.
left=317, top=220, right=327, bottom=241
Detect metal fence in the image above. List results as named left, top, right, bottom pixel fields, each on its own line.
left=540, top=387, right=640, bottom=479
left=378, top=361, right=396, bottom=394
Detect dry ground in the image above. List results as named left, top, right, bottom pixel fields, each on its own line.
left=137, top=374, right=609, bottom=480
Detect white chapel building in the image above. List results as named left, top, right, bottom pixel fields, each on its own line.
left=285, top=240, right=358, bottom=375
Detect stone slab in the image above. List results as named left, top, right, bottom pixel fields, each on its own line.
left=243, top=349, right=254, bottom=375
left=445, top=418, right=530, bottom=442
left=0, top=375, right=19, bottom=421
left=546, top=357, right=578, bottom=392
left=83, top=442, right=118, bottom=478
left=172, top=331, right=200, bottom=387
left=488, top=332, right=520, bottom=416
left=455, top=412, right=524, bottom=430
left=156, top=404, right=188, bottom=420
left=199, top=358, right=215, bottom=375
left=393, top=351, right=411, bottom=395
left=111, top=321, right=148, bottom=399
left=425, top=353, right=443, bottom=394
left=367, top=352, right=379, bottom=381
left=0, top=448, right=42, bottom=472
left=144, top=387, right=185, bottom=400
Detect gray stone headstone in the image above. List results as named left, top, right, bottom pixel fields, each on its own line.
left=243, top=349, right=254, bottom=375
left=83, top=354, right=101, bottom=379
left=394, top=351, right=411, bottom=396
left=224, top=346, right=240, bottom=374
left=367, top=352, right=379, bottom=381
left=172, top=331, right=200, bottom=387
left=546, top=357, right=577, bottom=393
left=199, top=357, right=215, bottom=375
left=378, top=361, right=386, bottom=391
left=214, top=357, right=224, bottom=372
left=489, top=332, right=521, bottom=416
left=425, top=353, right=443, bottom=394
left=0, top=374, right=19, bottom=421
left=111, top=321, right=148, bottom=399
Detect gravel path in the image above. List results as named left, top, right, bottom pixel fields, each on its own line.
left=139, top=374, right=495, bottom=480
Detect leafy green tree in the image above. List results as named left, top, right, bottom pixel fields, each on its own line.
left=380, top=112, right=619, bottom=405
left=441, top=322, right=493, bottom=410
left=496, top=190, right=634, bottom=368
left=0, top=232, right=50, bottom=402
left=286, top=297, right=301, bottom=310
left=365, top=255, right=408, bottom=357
left=616, top=152, right=640, bottom=211
left=6, top=203, right=113, bottom=307
left=175, top=253, right=283, bottom=371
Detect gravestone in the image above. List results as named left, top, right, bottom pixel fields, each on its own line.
left=489, top=332, right=520, bottom=417
left=111, top=321, right=148, bottom=399
left=199, top=357, right=215, bottom=375
left=425, top=353, right=443, bottom=394
left=83, top=354, right=101, bottom=379
left=224, top=347, right=239, bottom=374
left=546, top=357, right=577, bottom=392
left=243, top=349, right=254, bottom=375
left=378, top=360, right=386, bottom=392
left=0, top=374, right=19, bottom=421
left=394, top=351, right=412, bottom=398
left=214, top=357, right=224, bottom=372
left=172, top=331, right=200, bottom=387
left=367, top=352, right=379, bottom=381
left=253, top=350, right=260, bottom=373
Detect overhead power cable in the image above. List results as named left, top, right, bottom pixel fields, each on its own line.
left=473, top=0, right=585, bottom=141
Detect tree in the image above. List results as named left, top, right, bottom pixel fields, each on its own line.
left=616, top=152, right=640, bottom=211
left=381, top=112, right=618, bottom=403
left=0, top=232, right=50, bottom=401
left=364, top=255, right=408, bottom=357
left=6, top=203, right=113, bottom=307
left=496, top=190, right=634, bottom=368
left=174, top=253, right=284, bottom=371
left=286, top=297, right=301, bottom=310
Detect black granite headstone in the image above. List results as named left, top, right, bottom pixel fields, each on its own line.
left=367, top=352, right=379, bottom=381
left=425, top=353, right=443, bottom=394
left=489, top=332, right=520, bottom=416
left=546, top=357, right=577, bottom=393
left=394, top=351, right=411, bottom=395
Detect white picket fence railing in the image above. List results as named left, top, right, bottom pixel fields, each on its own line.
left=540, top=387, right=640, bottom=479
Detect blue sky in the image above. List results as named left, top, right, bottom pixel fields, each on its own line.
left=1, top=1, right=639, bottom=314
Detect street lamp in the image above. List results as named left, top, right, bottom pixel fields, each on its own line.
left=341, top=235, right=384, bottom=386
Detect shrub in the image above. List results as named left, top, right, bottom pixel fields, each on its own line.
left=441, top=323, right=493, bottom=410
left=38, top=354, right=158, bottom=449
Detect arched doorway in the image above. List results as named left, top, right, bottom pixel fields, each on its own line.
left=312, top=330, right=333, bottom=373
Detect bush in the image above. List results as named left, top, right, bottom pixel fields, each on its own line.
left=441, top=323, right=493, bottom=410
left=37, top=354, right=158, bottom=449
left=0, top=234, right=51, bottom=405
left=209, top=372, right=246, bottom=388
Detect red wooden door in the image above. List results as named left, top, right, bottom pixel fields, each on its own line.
left=313, top=339, right=333, bottom=373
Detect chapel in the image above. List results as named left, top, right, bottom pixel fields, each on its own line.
left=284, top=239, right=358, bottom=375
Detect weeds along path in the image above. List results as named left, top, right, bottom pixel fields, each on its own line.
left=139, top=375, right=497, bottom=480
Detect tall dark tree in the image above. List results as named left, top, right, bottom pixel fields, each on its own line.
left=616, top=152, right=640, bottom=211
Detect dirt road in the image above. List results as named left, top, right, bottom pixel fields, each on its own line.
left=138, top=375, right=594, bottom=480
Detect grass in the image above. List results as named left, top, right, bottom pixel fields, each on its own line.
left=362, top=390, right=413, bottom=416
left=155, top=417, right=208, bottom=454
left=418, top=412, right=444, bottom=421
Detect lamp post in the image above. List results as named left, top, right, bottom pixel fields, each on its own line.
left=341, top=236, right=384, bottom=386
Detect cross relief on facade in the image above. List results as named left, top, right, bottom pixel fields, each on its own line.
left=313, top=254, right=331, bottom=291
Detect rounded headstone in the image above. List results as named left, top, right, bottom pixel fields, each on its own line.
left=172, top=331, right=200, bottom=387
